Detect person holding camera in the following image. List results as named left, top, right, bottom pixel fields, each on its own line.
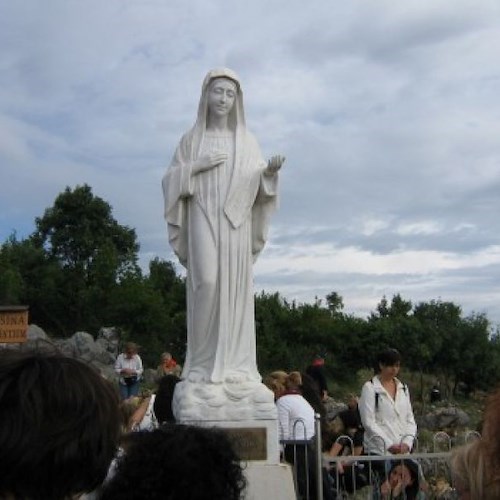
left=115, top=342, right=143, bottom=400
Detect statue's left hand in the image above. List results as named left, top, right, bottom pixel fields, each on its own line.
left=265, top=155, right=285, bottom=176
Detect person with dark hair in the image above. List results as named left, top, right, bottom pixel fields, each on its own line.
left=379, top=459, right=424, bottom=499
left=429, top=382, right=441, bottom=404
left=305, top=355, right=328, bottom=401
left=300, top=371, right=327, bottom=420
left=326, top=394, right=363, bottom=458
left=100, top=424, right=246, bottom=500
left=129, top=374, right=180, bottom=430
left=359, top=348, right=417, bottom=469
left=0, top=349, right=121, bottom=500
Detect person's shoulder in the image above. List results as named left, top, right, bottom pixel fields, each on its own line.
left=362, top=376, right=378, bottom=389
left=394, top=377, right=408, bottom=390
left=277, top=393, right=299, bottom=405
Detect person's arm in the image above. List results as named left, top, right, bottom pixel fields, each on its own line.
left=400, top=386, right=417, bottom=452
left=129, top=397, right=150, bottom=431
left=379, top=478, right=392, bottom=499
left=135, top=356, right=143, bottom=378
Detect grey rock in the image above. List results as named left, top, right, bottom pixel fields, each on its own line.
left=1, top=324, right=123, bottom=387
left=27, top=324, right=48, bottom=341
left=324, top=397, right=348, bottom=421
left=97, top=327, right=120, bottom=356
left=418, top=406, right=470, bottom=431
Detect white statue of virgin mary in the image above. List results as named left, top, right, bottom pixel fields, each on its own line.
left=162, top=68, right=284, bottom=420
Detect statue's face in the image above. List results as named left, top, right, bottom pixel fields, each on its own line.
left=207, top=78, right=237, bottom=118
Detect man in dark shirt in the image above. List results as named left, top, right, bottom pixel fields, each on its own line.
left=306, top=355, right=328, bottom=401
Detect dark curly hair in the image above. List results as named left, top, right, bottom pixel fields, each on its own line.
left=0, top=349, right=121, bottom=500
left=100, top=424, right=246, bottom=500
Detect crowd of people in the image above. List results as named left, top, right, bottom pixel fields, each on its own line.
left=263, top=349, right=427, bottom=499
left=2, top=343, right=497, bottom=499
left=0, top=349, right=245, bottom=500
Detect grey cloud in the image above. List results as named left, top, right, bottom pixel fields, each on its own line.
left=1, top=1, right=500, bottom=326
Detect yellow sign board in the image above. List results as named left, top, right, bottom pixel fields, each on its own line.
left=0, top=306, right=29, bottom=343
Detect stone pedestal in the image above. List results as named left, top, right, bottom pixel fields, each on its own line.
left=182, top=418, right=280, bottom=465
left=244, top=463, right=296, bottom=500
left=173, top=379, right=281, bottom=463
left=177, top=417, right=296, bottom=499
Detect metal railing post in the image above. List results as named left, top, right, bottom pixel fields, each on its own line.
left=314, top=413, right=323, bottom=500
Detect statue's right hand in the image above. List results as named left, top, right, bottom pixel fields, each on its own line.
left=192, top=153, right=228, bottom=175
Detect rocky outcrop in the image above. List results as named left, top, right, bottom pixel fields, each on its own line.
left=3, top=324, right=121, bottom=382
left=324, top=397, right=348, bottom=421
left=417, top=406, right=471, bottom=431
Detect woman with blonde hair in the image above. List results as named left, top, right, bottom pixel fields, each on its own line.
left=156, top=352, right=182, bottom=379
left=263, top=370, right=287, bottom=401
left=276, top=371, right=318, bottom=499
left=450, top=386, right=500, bottom=499
left=451, top=441, right=487, bottom=499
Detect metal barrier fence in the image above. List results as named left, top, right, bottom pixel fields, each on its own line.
left=280, top=414, right=481, bottom=500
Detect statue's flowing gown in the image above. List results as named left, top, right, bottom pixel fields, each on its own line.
left=163, top=68, right=278, bottom=384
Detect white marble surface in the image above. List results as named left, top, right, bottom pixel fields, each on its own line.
left=244, top=463, right=296, bottom=500
left=163, top=68, right=284, bottom=421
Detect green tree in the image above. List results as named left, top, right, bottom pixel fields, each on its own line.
left=326, top=291, right=344, bottom=317
left=0, top=234, right=65, bottom=332
left=452, top=313, right=496, bottom=394
left=32, top=184, right=140, bottom=334
left=145, top=258, right=187, bottom=361
left=0, top=235, right=24, bottom=303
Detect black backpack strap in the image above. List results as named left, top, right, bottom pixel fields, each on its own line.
left=370, top=378, right=380, bottom=411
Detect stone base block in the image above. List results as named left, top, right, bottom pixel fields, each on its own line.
left=181, top=418, right=280, bottom=465
left=244, top=463, right=296, bottom=500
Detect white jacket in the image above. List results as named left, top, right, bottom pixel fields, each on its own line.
left=135, top=394, right=158, bottom=431
left=276, top=393, right=315, bottom=441
left=359, top=376, right=417, bottom=455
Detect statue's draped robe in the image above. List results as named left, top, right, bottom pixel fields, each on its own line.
left=162, top=68, right=278, bottom=384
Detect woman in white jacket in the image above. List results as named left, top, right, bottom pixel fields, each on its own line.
left=359, top=348, right=417, bottom=457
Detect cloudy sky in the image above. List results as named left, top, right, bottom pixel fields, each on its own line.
left=1, top=0, right=499, bottom=326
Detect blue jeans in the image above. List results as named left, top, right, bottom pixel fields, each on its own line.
left=119, top=380, right=140, bottom=400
